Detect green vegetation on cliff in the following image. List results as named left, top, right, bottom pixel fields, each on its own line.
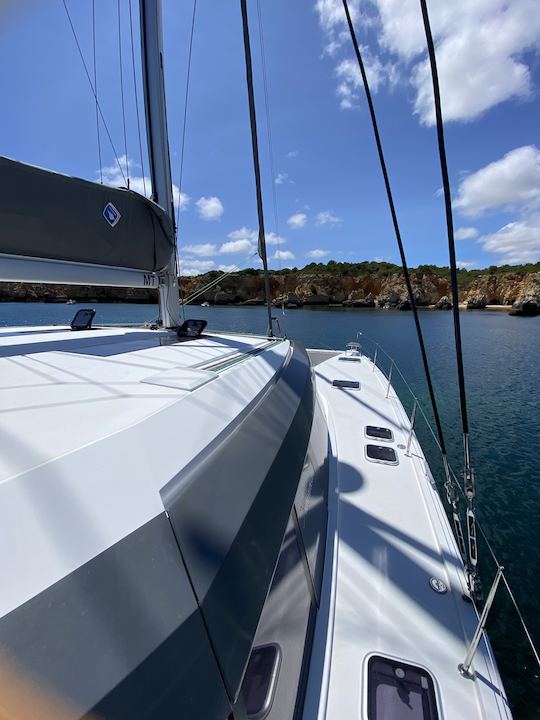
left=235, top=260, right=540, bottom=283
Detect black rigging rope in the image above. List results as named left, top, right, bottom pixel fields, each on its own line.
left=341, top=0, right=468, bottom=565
left=128, top=0, right=147, bottom=197
left=175, top=0, right=197, bottom=234
left=341, top=3, right=446, bottom=457
left=174, top=0, right=197, bottom=319
left=92, top=0, right=102, bottom=183
left=419, top=0, right=480, bottom=598
left=117, top=0, right=129, bottom=187
left=61, top=0, right=127, bottom=185
left=240, top=0, right=274, bottom=337
left=418, top=0, right=469, bottom=441
left=256, top=0, right=282, bottom=273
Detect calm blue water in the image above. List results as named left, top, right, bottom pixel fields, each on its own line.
left=2, top=302, right=539, bottom=717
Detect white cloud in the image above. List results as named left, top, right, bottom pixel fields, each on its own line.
left=218, top=264, right=239, bottom=273
left=479, top=215, right=540, bottom=265
left=275, top=172, right=288, bottom=185
left=223, top=227, right=285, bottom=252
left=100, top=155, right=189, bottom=210
left=287, top=213, right=307, bottom=229
left=273, top=250, right=295, bottom=260
left=196, top=196, right=224, bottom=221
left=334, top=54, right=390, bottom=109
left=456, top=260, right=477, bottom=269
left=265, top=232, right=286, bottom=245
left=219, top=239, right=254, bottom=254
left=173, top=187, right=191, bottom=212
left=316, top=210, right=341, bottom=226
left=454, top=146, right=540, bottom=265
left=315, top=0, right=540, bottom=124
left=181, top=243, right=217, bottom=256
left=315, top=0, right=360, bottom=43
left=455, top=146, right=540, bottom=217
left=455, top=227, right=479, bottom=240
left=382, top=0, right=540, bottom=125
left=306, top=249, right=330, bottom=258
left=179, top=258, right=215, bottom=276
left=227, top=227, right=257, bottom=243
left=287, top=150, right=299, bottom=158
left=315, top=1, right=397, bottom=109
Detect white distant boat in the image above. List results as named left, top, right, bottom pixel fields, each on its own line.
left=0, top=1, right=522, bottom=719
left=201, top=300, right=210, bottom=307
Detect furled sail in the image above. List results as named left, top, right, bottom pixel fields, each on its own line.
left=0, top=156, right=174, bottom=272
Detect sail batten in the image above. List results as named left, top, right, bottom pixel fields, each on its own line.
left=0, top=156, right=174, bottom=275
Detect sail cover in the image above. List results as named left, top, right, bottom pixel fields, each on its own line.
left=0, top=156, right=175, bottom=272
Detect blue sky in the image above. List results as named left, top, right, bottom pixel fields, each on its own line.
left=1, top=0, right=539, bottom=274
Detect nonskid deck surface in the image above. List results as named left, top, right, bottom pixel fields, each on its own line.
left=305, top=350, right=511, bottom=720
left=0, top=324, right=288, bottom=618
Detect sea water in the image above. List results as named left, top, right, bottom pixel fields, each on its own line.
left=2, top=302, right=539, bottom=718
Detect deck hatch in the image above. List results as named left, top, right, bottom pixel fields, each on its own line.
left=332, top=379, right=360, bottom=389
left=367, top=656, right=438, bottom=719
left=365, top=445, right=398, bottom=465
left=365, top=425, right=393, bottom=442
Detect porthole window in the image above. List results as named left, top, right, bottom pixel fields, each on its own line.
left=365, top=445, right=398, bottom=465
left=367, top=656, right=439, bottom=720
left=242, top=644, right=281, bottom=719
left=365, top=425, right=393, bottom=442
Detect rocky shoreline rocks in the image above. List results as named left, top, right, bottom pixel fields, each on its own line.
left=1, top=268, right=539, bottom=316
left=180, top=269, right=540, bottom=316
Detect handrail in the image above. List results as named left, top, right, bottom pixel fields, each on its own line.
left=357, top=333, right=540, bottom=676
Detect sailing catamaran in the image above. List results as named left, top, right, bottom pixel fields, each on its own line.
left=0, top=1, right=527, bottom=718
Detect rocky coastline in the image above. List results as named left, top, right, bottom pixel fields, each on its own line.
left=184, top=267, right=540, bottom=316
left=2, top=267, right=539, bottom=316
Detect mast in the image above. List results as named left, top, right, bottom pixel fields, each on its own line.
left=139, top=0, right=182, bottom=328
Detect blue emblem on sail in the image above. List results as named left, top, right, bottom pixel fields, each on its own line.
left=103, top=202, right=121, bottom=227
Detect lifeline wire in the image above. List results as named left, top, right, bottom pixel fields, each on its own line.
left=366, top=335, right=540, bottom=669
left=61, top=0, right=127, bottom=185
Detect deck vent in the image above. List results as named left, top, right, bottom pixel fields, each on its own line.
left=365, top=445, right=398, bottom=465
left=70, top=308, right=95, bottom=331
left=242, top=644, right=281, bottom=719
left=367, top=655, right=439, bottom=720
left=332, top=379, right=360, bottom=390
left=177, top=319, right=207, bottom=338
left=365, top=425, right=393, bottom=442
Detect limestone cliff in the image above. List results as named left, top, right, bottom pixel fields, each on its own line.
left=2, top=269, right=540, bottom=314
left=180, top=270, right=540, bottom=311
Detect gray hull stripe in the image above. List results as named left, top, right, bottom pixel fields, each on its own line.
left=0, top=514, right=231, bottom=719
left=162, top=342, right=314, bottom=701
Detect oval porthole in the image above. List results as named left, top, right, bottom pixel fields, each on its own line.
left=242, top=643, right=281, bottom=720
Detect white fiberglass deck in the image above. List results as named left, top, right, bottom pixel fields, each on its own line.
left=305, top=349, right=511, bottom=720
left=0, top=324, right=288, bottom=618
